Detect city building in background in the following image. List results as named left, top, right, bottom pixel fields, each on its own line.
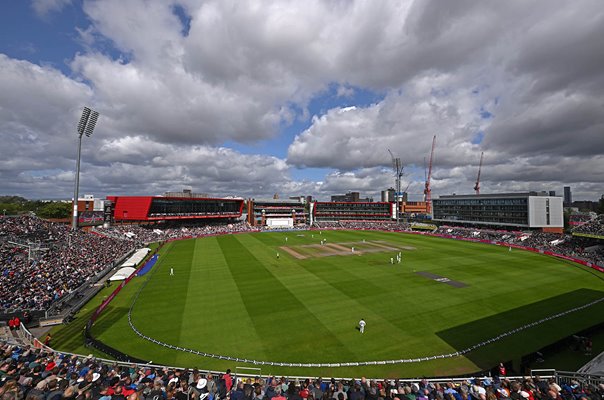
left=432, top=192, right=564, bottom=232
left=564, top=186, right=572, bottom=206
left=381, top=188, right=396, bottom=203
left=330, top=192, right=373, bottom=202
left=163, top=189, right=209, bottom=198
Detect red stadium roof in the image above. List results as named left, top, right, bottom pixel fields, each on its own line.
left=106, top=196, right=244, bottom=222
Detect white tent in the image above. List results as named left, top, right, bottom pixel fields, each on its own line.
left=109, top=267, right=136, bottom=281
left=121, top=248, right=151, bottom=267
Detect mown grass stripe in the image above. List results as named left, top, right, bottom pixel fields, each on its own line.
left=131, top=240, right=194, bottom=344
left=181, top=236, right=267, bottom=359
left=218, top=234, right=357, bottom=362
left=237, top=234, right=414, bottom=361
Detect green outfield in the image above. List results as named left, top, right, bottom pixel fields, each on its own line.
left=86, top=230, right=604, bottom=377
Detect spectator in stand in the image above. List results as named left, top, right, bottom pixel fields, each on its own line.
left=313, top=221, right=410, bottom=232
left=97, top=221, right=257, bottom=244
left=0, top=216, right=135, bottom=311
left=223, top=369, right=233, bottom=393
left=434, top=225, right=603, bottom=269
left=573, top=215, right=604, bottom=237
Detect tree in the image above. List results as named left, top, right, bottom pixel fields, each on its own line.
left=37, top=202, right=71, bottom=219
left=0, top=196, right=29, bottom=215
left=0, top=203, right=21, bottom=216
left=598, top=195, right=604, bottom=215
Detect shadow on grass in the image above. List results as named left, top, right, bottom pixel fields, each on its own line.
left=436, top=288, right=604, bottom=368
left=91, top=304, right=130, bottom=334
left=50, top=308, right=93, bottom=350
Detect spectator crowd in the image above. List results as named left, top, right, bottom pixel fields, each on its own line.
left=0, top=216, right=135, bottom=311
left=2, top=214, right=603, bottom=313
left=312, top=221, right=409, bottom=232
left=1, top=341, right=603, bottom=400
left=96, top=222, right=258, bottom=244
left=573, top=215, right=604, bottom=237
left=434, top=226, right=604, bottom=268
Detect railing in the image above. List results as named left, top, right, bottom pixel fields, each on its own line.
left=9, top=324, right=602, bottom=383
left=553, top=370, right=604, bottom=386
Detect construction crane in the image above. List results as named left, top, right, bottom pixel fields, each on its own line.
left=474, top=151, right=484, bottom=195
left=402, top=182, right=411, bottom=204
left=388, top=149, right=404, bottom=224
left=423, top=135, right=436, bottom=214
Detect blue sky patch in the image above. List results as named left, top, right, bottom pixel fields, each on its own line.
left=480, top=106, right=493, bottom=119
left=171, top=4, right=192, bottom=37
left=0, top=2, right=88, bottom=75
left=471, top=131, right=485, bottom=144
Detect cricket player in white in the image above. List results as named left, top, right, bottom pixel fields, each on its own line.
left=359, top=318, right=366, bottom=333
left=170, top=267, right=174, bottom=276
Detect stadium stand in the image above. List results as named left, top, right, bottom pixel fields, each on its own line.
left=573, top=215, right=604, bottom=238
left=1, top=339, right=603, bottom=400
left=0, top=216, right=135, bottom=312
left=433, top=226, right=604, bottom=269
left=96, top=221, right=258, bottom=243
left=247, top=199, right=307, bottom=227
left=569, top=213, right=594, bottom=228
left=312, top=202, right=393, bottom=223
left=312, top=221, right=344, bottom=229
left=313, top=221, right=409, bottom=232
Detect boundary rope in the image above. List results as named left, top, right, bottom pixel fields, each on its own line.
left=127, top=247, right=604, bottom=367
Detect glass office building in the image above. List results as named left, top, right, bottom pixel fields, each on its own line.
left=432, top=192, right=563, bottom=229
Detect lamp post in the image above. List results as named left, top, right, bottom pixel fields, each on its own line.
left=71, top=107, right=99, bottom=230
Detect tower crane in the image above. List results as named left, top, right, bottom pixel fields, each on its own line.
left=423, top=135, right=436, bottom=214
left=474, top=152, right=484, bottom=195
left=402, top=182, right=411, bottom=203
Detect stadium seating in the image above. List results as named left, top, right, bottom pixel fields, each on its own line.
left=96, top=221, right=258, bottom=243
left=0, top=216, right=135, bottom=311
left=433, top=226, right=604, bottom=268
left=573, top=215, right=604, bottom=237
left=1, top=339, right=602, bottom=400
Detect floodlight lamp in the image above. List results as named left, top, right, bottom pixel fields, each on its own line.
left=84, top=111, right=99, bottom=137
left=77, top=107, right=92, bottom=135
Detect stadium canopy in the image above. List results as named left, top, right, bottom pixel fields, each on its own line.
left=121, top=248, right=151, bottom=268
left=109, top=267, right=136, bottom=281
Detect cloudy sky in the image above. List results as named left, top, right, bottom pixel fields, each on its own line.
left=1, top=0, right=603, bottom=201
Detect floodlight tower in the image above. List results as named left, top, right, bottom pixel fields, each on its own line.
left=388, top=149, right=404, bottom=224
left=71, top=107, right=100, bottom=230
left=474, top=151, right=484, bottom=195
